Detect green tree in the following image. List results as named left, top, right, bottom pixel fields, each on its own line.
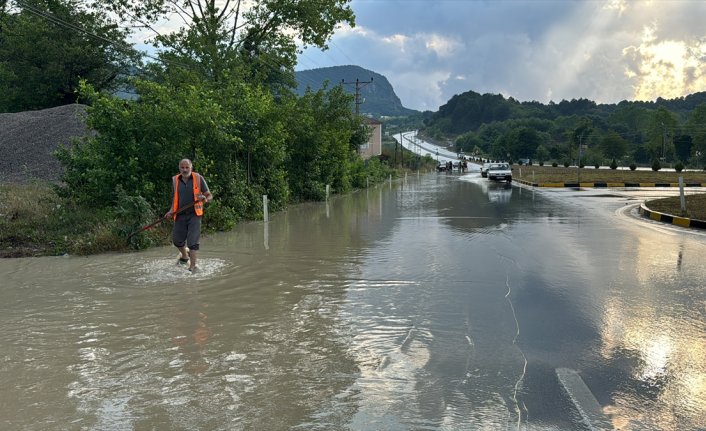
left=673, top=134, right=692, bottom=163
left=599, top=130, right=628, bottom=160
left=535, top=145, right=550, bottom=163
left=286, top=84, right=361, bottom=200
left=571, top=118, right=593, bottom=164
left=646, top=106, right=678, bottom=161
left=0, top=0, right=138, bottom=112
left=515, top=127, right=542, bottom=159
left=686, top=103, right=706, bottom=167
left=455, top=132, right=483, bottom=154
left=98, top=0, right=355, bottom=86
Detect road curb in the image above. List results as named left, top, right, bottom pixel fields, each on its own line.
left=514, top=178, right=706, bottom=188
left=638, top=204, right=706, bottom=230
left=512, top=178, right=706, bottom=230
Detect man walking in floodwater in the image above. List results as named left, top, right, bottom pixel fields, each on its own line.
left=165, top=159, right=213, bottom=273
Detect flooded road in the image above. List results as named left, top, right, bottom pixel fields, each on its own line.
left=2, top=171, right=706, bottom=430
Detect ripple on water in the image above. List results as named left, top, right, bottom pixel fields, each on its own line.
left=131, top=258, right=228, bottom=284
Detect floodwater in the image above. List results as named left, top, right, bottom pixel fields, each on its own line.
left=2, top=171, right=706, bottom=431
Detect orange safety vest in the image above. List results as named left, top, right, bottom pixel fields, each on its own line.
left=172, top=172, right=204, bottom=220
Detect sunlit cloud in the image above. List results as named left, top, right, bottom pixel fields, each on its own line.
left=381, top=33, right=408, bottom=53
left=623, top=24, right=706, bottom=101
left=603, top=0, right=628, bottom=14
left=424, top=34, right=461, bottom=58
left=334, top=22, right=369, bottom=38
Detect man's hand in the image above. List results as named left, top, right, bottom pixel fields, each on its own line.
left=165, top=209, right=174, bottom=219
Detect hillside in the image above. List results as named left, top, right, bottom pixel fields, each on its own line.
left=295, top=65, right=419, bottom=117
left=426, top=89, right=706, bottom=136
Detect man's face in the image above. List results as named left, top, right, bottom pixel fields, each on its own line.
left=179, top=161, right=192, bottom=177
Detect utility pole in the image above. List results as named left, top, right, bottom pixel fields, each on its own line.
left=577, top=130, right=589, bottom=184
left=661, top=122, right=667, bottom=161
left=341, top=77, right=373, bottom=116
left=578, top=133, right=583, bottom=184
left=394, top=133, right=398, bottom=166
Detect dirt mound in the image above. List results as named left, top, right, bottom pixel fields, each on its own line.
left=0, top=104, right=91, bottom=184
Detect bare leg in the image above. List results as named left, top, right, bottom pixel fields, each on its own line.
left=188, top=249, right=198, bottom=271
left=177, top=245, right=189, bottom=260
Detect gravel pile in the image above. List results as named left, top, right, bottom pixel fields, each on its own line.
left=0, top=104, right=91, bottom=184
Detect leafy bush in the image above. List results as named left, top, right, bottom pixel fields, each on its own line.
left=114, top=187, right=157, bottom=249
left=56, top=79, right=297, bottom=231
left=675, top=162, right=684, bottom=172
left=563, top=161, right=570, bottom=168
left=203, top=200, right=237, bottom=231
left=594, top=163, right=600, bottom=169
left=652, top=159, right=662, bottom=171
left=610, top=159, right=618, bottom=170
left=552, top=162, right=558, bottom=167
left=350, top=156, right=391, bottom=189
left=539, top=161, right=544, bottom=166
left=630, top=163, right=637, bottom=171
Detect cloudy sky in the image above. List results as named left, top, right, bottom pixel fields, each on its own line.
left=297, top=0, right=706, bottom=112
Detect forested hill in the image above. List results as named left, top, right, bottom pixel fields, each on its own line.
left=425, top=89, right=706, bottom=136
left=295, top=65, right=419, bottom=117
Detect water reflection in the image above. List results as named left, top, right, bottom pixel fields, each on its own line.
left=487, top=183, right=513, bottom=203
left=596, top=233, right=706, bottom=430
left=2, top=173, right=706, bottom=430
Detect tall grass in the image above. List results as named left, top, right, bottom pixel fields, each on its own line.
left=0, top=183, right=170, bottom=257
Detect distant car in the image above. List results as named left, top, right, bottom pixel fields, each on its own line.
left=487, top=163, right=512, bottom=182
left=480, top=162, right=492, bottom=178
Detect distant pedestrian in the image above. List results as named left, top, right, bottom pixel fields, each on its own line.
left=164, top=159, right=213, bottom=273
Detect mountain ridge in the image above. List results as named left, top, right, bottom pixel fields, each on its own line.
left=295, top=65, right=419, bottom=117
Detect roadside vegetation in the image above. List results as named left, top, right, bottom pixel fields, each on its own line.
left=1, top=183, right=171, bottom=258
left=1, top=0, right=405, bottom=257
left=0, top=137, right=433, bottom=258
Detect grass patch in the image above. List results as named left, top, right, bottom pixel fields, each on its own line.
left=512, top=165, right=706, bottom=184
left=644, top=194, right=706, bottom=221
left=0, top=183, right=170, bottom=257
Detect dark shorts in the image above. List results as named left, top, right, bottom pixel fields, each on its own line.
left=172, top=213, right=201, bottom=250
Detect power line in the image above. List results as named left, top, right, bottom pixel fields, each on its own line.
left=329, top=39, right=357, bottom=65
left=13, top=0, right=198, bottom=73
left=341, top=77, right=373, bottom=116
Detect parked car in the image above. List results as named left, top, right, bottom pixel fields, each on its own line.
left=487, top=163, right=512, bottom=182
